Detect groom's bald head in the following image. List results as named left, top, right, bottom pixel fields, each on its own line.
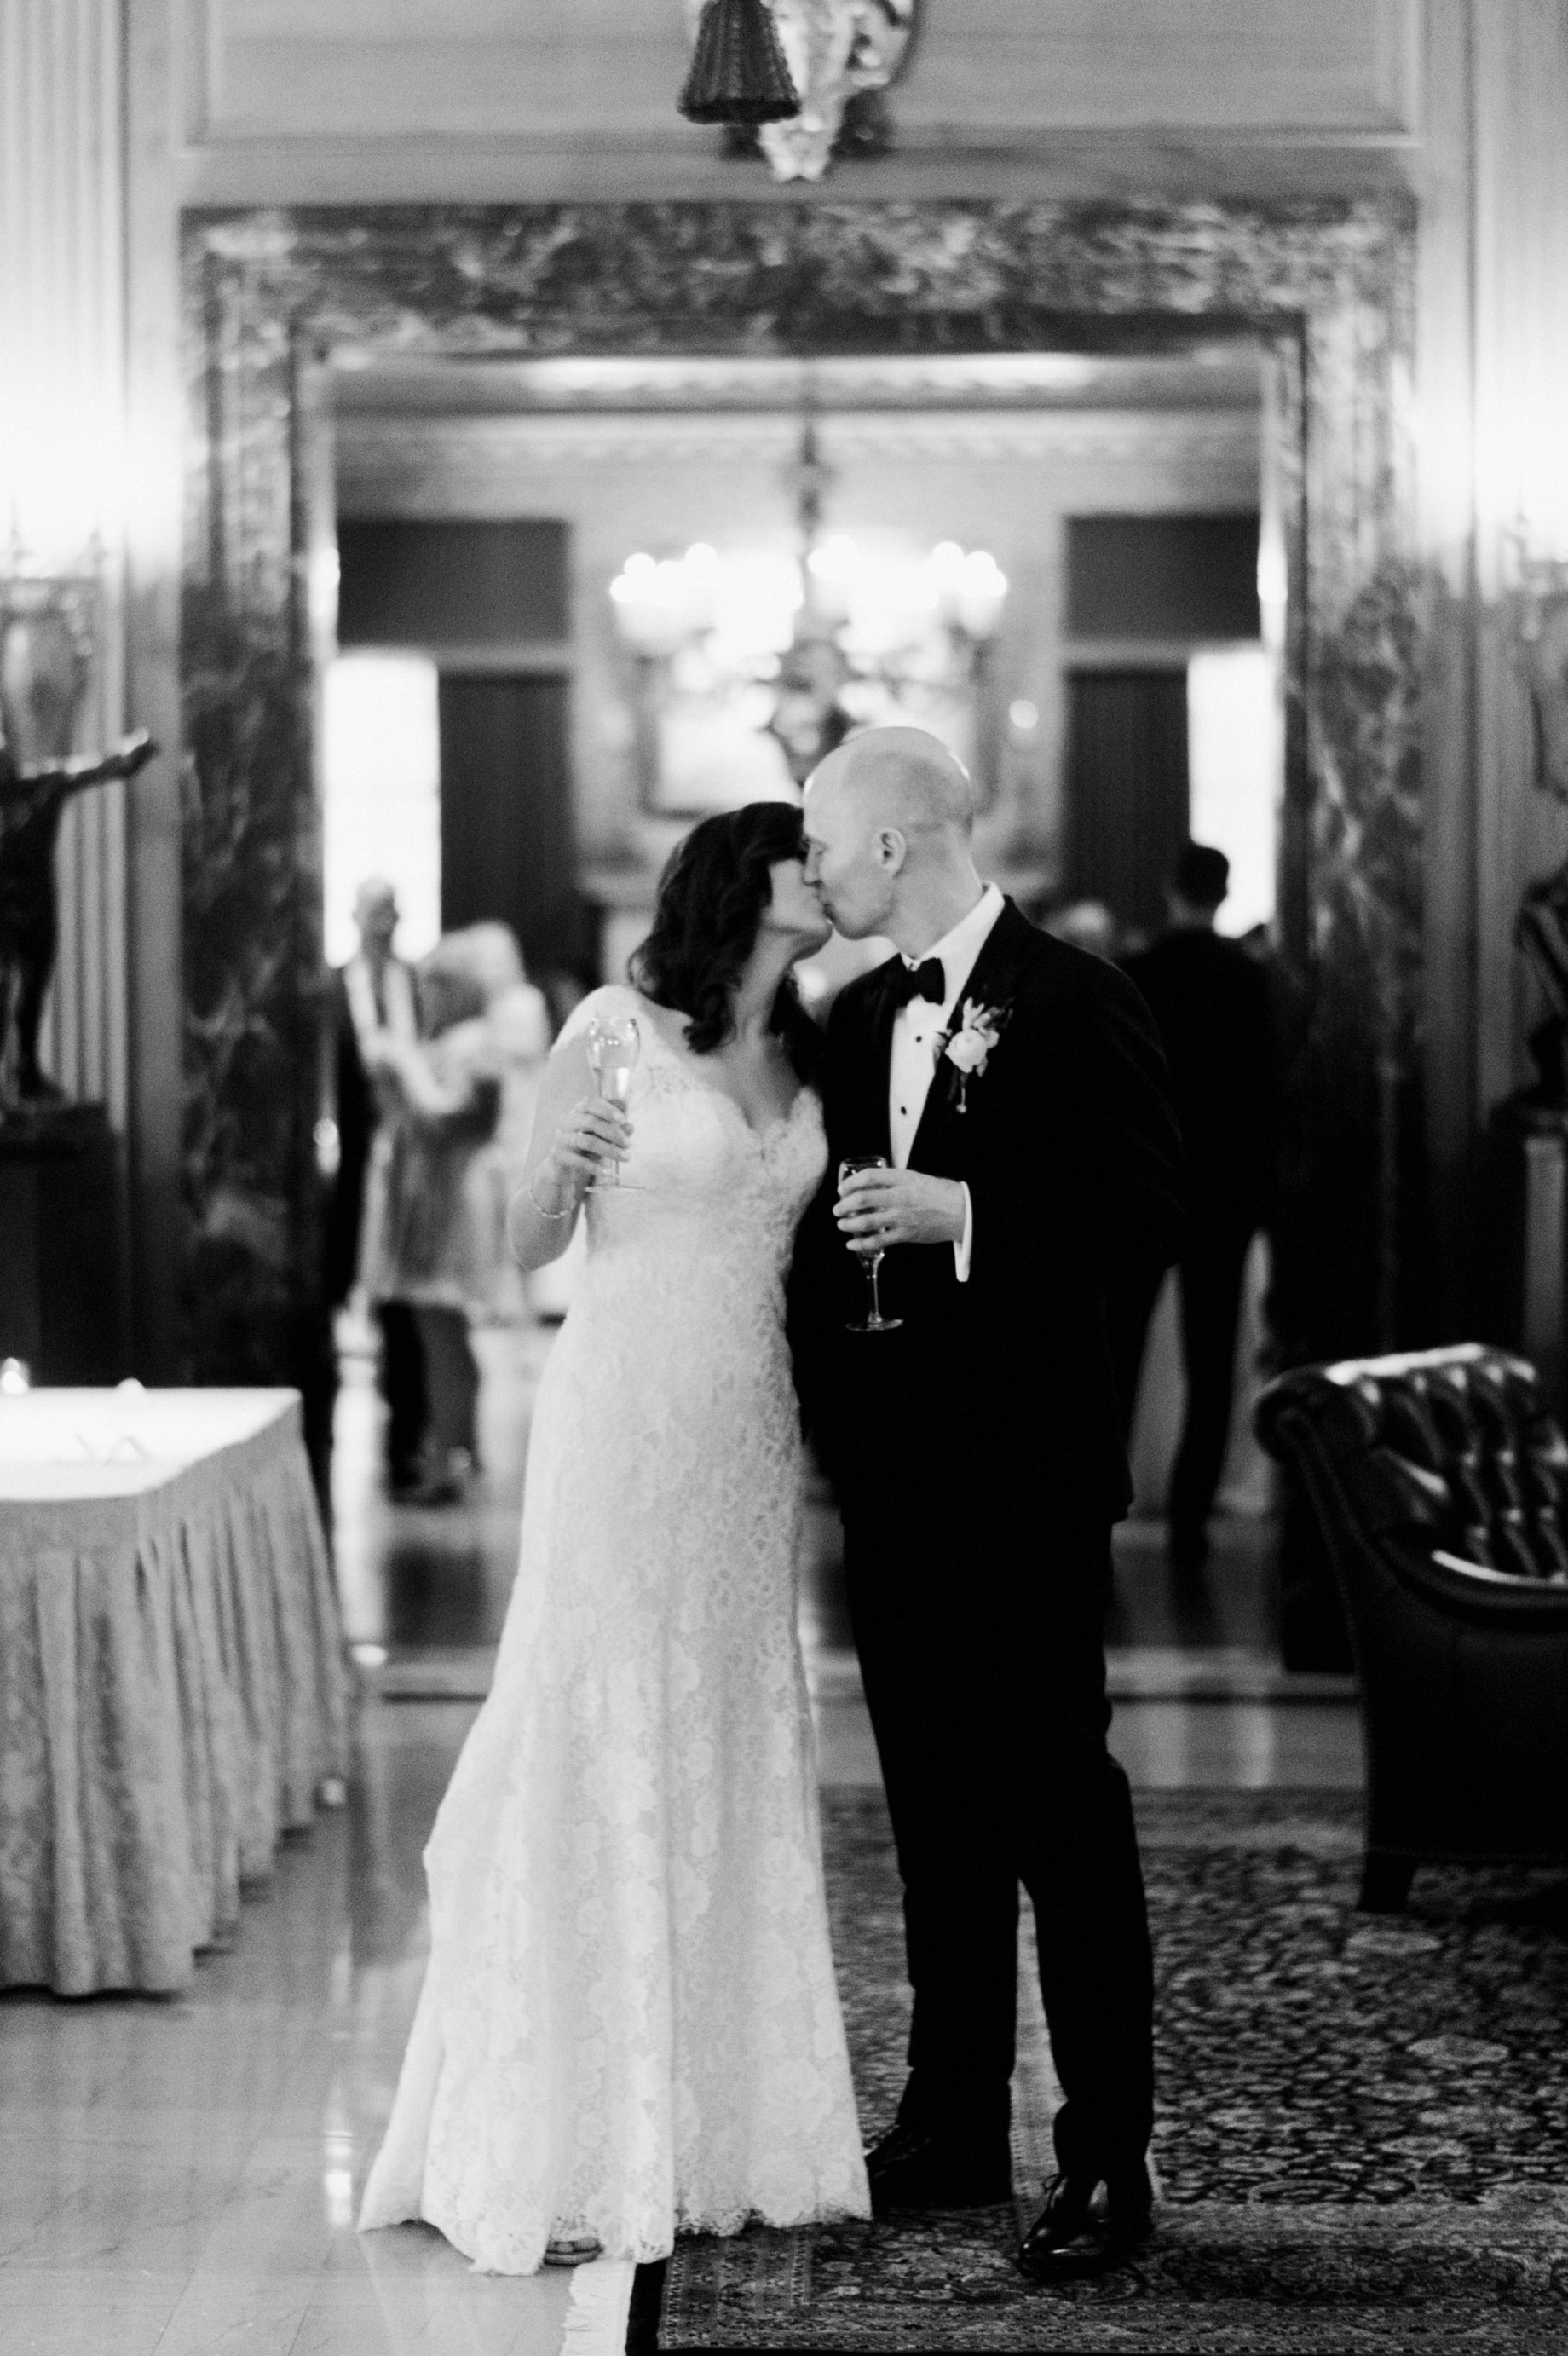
left=807, top=725, right=976, bottom=845
left=802, top=726, right=981, bottom=944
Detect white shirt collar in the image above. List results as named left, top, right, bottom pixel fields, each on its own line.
left=902, top=882, right=1005, bottom=1014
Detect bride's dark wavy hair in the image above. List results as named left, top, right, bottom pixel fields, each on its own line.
left=630, top=802, right=823, bottom=1079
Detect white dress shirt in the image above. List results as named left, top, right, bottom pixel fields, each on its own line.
left=888, top=882, right=1006, bottom=1284
left=345, top=954, right=417, bottom=1051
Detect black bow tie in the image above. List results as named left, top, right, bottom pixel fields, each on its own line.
left=885, top=956, right=947, bottom=1011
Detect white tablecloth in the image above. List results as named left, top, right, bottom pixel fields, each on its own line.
left=0, top=1389, right=348, bottom=1995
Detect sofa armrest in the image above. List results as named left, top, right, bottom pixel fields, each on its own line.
left=1381, top=1535, right=1568, bottom=1628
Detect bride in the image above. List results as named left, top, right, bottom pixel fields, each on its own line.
left=359, top=801, right=871, bottom=2272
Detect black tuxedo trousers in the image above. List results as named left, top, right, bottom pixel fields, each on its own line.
left=839, top=1443, right=1154, bottom=2176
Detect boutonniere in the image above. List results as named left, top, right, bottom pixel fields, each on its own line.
left=933, top=997, right=1012, bottom=1113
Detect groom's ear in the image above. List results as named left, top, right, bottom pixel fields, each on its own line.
left=875, top=827, right=908, bottom=874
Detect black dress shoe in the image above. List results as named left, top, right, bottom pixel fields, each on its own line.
left=865, top=2122, right=1012, bottom=2215
left=1017, top=2167, right=1153, bottom=2283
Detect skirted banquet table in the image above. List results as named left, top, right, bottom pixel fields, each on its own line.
left=0, top=1387, right=348, bottom=1995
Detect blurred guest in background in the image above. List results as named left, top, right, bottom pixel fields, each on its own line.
left=534, top=886, right=602, bottom=1039
left=522, top=915, right=599, bottom=1325
left=1038, top=898, right=1121, bottom=963
left=322, top=877, right=425, bottom=1492
left=458, top=922, right=552, bottom=1325
left=360, top=935, right=504, bottom=1505
left=1115, top=842, right=1277, bottom=1578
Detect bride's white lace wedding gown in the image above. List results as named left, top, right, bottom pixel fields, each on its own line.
left=359, top=985, right=870, bottom=2272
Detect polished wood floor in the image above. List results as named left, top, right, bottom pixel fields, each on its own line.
left=0, top=1319, right=1362, bottom=2353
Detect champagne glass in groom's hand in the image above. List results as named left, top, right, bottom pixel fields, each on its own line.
left=839, top=1158, right=903, bottom=1334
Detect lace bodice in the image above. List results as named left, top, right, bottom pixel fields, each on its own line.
left=563, top=982, right=826, bottom=1279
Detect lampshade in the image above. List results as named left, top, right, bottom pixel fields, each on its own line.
left=678, top=0, right=801, bottom=126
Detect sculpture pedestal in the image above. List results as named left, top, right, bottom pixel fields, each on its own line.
left=0, top=1103, right=128, bottom=1381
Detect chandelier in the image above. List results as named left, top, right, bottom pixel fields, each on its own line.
left=609, top=416, right=1006, bottom=800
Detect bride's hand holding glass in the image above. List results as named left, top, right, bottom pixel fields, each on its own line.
left=585, top=1014, right=640, bottom=1187
left=539, top=1095, right=631, bottom=1198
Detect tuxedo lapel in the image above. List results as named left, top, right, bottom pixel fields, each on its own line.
left=908, top=898, right=1038, bottom=1173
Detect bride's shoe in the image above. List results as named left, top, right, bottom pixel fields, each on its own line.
left=544, top=2233, right=604, bottom=2267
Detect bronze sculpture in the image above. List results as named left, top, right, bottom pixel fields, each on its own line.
left=0, top=726, right=155, bottom=1106
left=1516, top=592, right=1568, bottom=1107
left=0, top=579, right=158, bottom=1110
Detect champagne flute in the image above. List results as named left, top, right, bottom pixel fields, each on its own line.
left=839, top=1157, right=903, bottom=1334
left=585, top=1014, right=639, bottom=1187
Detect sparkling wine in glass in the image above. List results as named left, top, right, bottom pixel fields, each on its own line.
left=839, top=1157, right=903, bottom=1334
left=585, top=1015, right=639, bottom=1187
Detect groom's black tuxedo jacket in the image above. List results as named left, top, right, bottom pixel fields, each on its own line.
left=789, top=900, right=1185, bottom=1523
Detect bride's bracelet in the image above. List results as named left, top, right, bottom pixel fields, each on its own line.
left=526, top=1162, right=579, bottom=1221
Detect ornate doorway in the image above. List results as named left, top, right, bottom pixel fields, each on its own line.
left=182, top=199, right=1421, bottom=1389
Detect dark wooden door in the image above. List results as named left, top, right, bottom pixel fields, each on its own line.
left=437, top=673, right=575, bottom=979
left=1064, top=668, right=1190, bottom=942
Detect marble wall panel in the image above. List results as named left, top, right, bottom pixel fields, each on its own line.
left=182, top=199, right=1419, bottom=1388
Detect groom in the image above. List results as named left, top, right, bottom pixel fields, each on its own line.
left=791, top=726, right=1185, bottom=2281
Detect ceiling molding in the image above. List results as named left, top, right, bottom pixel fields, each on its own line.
left=332, top=349, right=1264, bottom=419
left=335, top=410, right=1263, bottom=499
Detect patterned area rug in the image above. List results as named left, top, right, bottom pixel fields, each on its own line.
left=655, top=1790, right=1568, bottom=2351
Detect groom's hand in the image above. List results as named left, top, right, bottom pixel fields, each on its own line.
left=835, top=1166, right=966, bottom=1252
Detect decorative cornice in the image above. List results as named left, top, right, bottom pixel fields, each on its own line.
left=336, top=407, right=1261, bottom=508
left=331, top=348, right=1262, bottom=416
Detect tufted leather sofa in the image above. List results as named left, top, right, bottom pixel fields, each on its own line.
left=1254, top=1344, right=1568, bottom=1910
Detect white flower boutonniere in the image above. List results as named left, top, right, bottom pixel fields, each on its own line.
left=935, top=997, right=1012, bottom=1113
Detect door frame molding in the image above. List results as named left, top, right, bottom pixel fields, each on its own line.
left=180, top=197, right=1418, bottom=1383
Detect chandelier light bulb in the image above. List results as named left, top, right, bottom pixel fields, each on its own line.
left=922, top=543, right=1007, bottom=639
left=610, top=550, right=718, bottom=656
left=808, top=533, right=857, bottom=577
left=926, top=541, right=965, bottom=601
left=806, top=533, right=857, bottom=625
left=956, top=550, right=1007, bottom=639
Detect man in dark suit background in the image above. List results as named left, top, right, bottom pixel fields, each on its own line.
left=1116, top=842, right=1277, bottom=1578
left=322, top=877, right=426, bottom=1493
left=793, top=728, right=1185, bottom=2281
